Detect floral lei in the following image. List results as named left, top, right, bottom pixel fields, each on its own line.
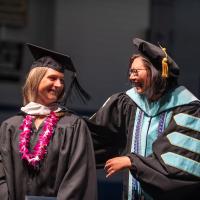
left=19, top=111, right=58, bottom=167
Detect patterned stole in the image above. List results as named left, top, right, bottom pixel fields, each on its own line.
left=130, top=110, right=168, bottom=200
left=132, top=109, right=144, bottom=200
left=157, top=112, right=167, bottom=136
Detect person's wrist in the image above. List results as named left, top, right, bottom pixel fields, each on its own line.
left=126, top=154, right=134, bottom=168
left=125, top=155, right=133, bottom=168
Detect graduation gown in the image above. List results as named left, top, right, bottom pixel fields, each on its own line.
left=0, top=111, right=97, bottom=200
left=86, top=86, right=200, bottom=200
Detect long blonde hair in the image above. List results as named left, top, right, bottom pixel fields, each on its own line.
left=22, top=67, right=48, bottom=105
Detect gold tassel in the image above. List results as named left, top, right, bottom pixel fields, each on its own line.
left=162, top=57, right=168, bottom=78
left=159, top=45, right=169, bottom=78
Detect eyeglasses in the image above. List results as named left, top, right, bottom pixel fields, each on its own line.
left=129, top=68, right=147, bottom=76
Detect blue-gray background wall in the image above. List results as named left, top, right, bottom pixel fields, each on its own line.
left=0, top=0, right=199, bottom=113
left=0, top=0, right=200, bottom=199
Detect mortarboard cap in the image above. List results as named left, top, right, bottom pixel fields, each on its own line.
left=26, top=43, right=90, bottom=104
left=133, top=38, right=180, bottom=78
left=27, top=43, right=75, bottom=73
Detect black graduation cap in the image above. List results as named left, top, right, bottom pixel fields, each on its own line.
left=27, top=43, right=75, bottom=73
left=133, top=38, right=180, bottom=78
left=26, top=43, right=90, bottom=104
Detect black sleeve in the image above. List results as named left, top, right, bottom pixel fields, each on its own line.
left=85, top=93, right=134, bottom=168
left=57, top=118, right=97, bottom=200
left=127, top=103, right=200, bottom=199
left=0, top=124, right=9, bottom=200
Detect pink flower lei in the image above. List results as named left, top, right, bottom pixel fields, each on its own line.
left=19, top=111, right=58, bottom=167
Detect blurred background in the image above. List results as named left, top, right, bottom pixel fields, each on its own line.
left=0, top=0, right=200, bottom=199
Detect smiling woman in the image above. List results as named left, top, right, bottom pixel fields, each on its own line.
left=86, top=37, right=200, bottom=200
left=35, top=68, right=64, bottom=106
left=0, top=44, right=97, bottom=200
left=129, top=56, right=150, bottom=95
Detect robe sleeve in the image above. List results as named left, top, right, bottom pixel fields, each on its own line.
left=85, top=93, right=135, bottom=168
left=57, top=118, right=97, bottom=200
left=0, top=125, right=9, bottom=200
left=127, top=102, right=200, bottom=199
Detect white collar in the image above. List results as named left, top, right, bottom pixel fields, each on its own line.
left=21, top=102, right=62, bottom=115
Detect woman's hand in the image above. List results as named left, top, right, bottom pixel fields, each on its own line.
left=104, top=156, right=132, bottom=178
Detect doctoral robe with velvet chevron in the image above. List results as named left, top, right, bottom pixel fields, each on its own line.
left=86, top=85, right=200, bottom=200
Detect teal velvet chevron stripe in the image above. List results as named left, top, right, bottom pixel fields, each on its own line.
left=167, top=132, right=200, bottom=154
left=161, top=152, right=200, bottom=177
left=174, top=113, right=200, bottom=132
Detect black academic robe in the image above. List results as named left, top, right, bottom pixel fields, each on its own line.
left=0, top=112, right=97, bottom=200
left=86, top=87, right=200, bottom=200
